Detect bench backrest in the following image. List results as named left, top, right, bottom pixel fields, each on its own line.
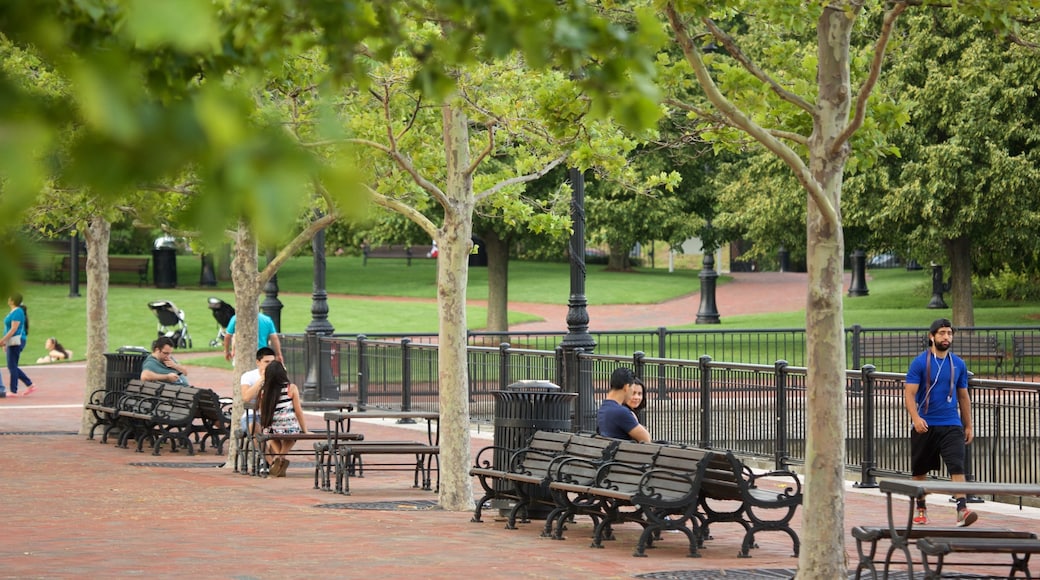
left=550, top=434, right=620, bottom=485
left=859, top=334, right=927, bottom=358
left=639, top=447, right=717, bottom=503
left=196, top=388, right=230, bottom=427
left=155, top=384, right=201, bottom=422
left=589, top=440, right=664, bottom=494
left=1013, top=335, right=1040, bottom=355
left=951, top=334, right=1004, bottom=358
left=697, top=451, right=744, bottom=501
left=510, top=431, right=575, bottom=475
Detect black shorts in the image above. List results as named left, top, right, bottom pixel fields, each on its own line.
left=910, top=425, right=966, bottom=477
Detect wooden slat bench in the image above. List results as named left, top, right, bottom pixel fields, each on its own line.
left=361, top=244, right=434, bottom=266
left=333, top=441, right=440, bottom=495
left=851, top=525, right=1038, bottom=580
left=59, top=255, right=149, bottom=286
left=1012, top=334, right=1040, bottom=377
left=241, top=431, right=364, bottom=483
left=470, top=430, right=577, bottom=525
left=918, top=535, right=1040, bottom=579
left=858, top=332, right=1005, bottom=375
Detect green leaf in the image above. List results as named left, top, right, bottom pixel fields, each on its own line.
left=124, top=0, right=220, bottom=52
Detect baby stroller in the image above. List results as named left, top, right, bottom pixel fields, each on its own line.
left=147, top=300, right=192, bottom=349
left=207, top=297, right=236, bottom=348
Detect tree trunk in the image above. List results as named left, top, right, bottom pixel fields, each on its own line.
left=945, top=236, right=975, bottom=328
left=796, top=7, right=853, bottom=579
left=437, top=101, right=476, bottom=511
left=79, top=217, right=111, bottom=436
left=482, top=230, right=509, bottom=331
left=224, top=223, right=260, bottom=468
left=606, top=243, right=630, bottom=271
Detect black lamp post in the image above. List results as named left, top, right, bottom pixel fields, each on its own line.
left=260, top=248, right=283, bottom=332
left=848, top=249, right=869, bottom=297
left=927, top=262, right=949, bottom=309
left=303, top=214, right=336, bottom=400
left=695, top=250, right=721, bottom=324
left=558, top=167, right=597, bottom=432
left=68, top=233, right=80, bottom=298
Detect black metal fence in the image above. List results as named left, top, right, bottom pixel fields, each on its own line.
left=281, top=325, right=1040, bottom=487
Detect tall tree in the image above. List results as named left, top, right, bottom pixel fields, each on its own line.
left=656, top=1, right=1037, bottom=577
left=863, top=10, right=1040, bottom=326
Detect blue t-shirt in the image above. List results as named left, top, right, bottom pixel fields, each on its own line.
left=4, top=307, right=26, bottom=341
left=597, top=399, right=639, bottom=440
left=226, top=313, right=278, bottom=348
left=906, top=350, right=968, bottom=426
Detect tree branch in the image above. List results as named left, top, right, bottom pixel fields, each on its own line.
left=474, top=154, right=566, bottom=203
left=665, top=3, right=833, bottom=225
left=465, top=122, right=496, bottom=177
left=832, top=1, right=907, bottom=154
left=702, top=17, right=814, bottom=114
left=367, top=186, right=439, bottom=239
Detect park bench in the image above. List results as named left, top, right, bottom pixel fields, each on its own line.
left=470, top=430, right=576, bottom=525
left=857, top=332, right=1005, bottom=375
left=191, top=390, right=232, bottom=455
left=917, top=535, right=1040, bottom=579
left=58, top=255, right=149, bottom=286
left=333, top=441, right=440, bottom=495
left=851, top=525, right=1038, bottom=580
left=237, top=431, right=363, bottom=482
left=1011, top=334, right=1040, bottom=378
left=84, top=379, right=161, bottom=444
left=361, top=244, right=434, bottom=266
left=545, top=441, right=715, bottom=558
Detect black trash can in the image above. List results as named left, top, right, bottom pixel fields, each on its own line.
left=103, top=347, right=148, bottom=395
left=152, top=236, right=177, bottom=289
left=492, top=380, right=576, bottom=519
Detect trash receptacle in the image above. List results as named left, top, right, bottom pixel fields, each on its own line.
left=152, top=236, right=177, bottom=288
left=103, top=347, right=148, bottom=395
left=492, top=380, right=576, bottom=519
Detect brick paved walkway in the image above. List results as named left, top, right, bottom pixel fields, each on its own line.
left=1, top=271, right=1037, bottom=579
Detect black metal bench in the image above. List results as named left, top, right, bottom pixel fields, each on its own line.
left=546, top=441, right=715, bottom=558
left=84, top=380, right=161, bottom=444
left=361, top=244, right=434, bottom=266
left=59, top=255, right=149, bottom=286
left=470, top=430, right=576, bottom=525
left=851, top=525, right=1038, bottom=580
left=1012, top=334, right=1040, bottom=377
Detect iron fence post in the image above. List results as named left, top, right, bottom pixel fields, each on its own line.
left=499, top=342, right=511, bottom=391
left=399, top=338, right=414, bottom=421
left=774, top=360, right=790, bottom=470
left=356, top=335, right=368, bottom=409
left=855, top=364, right=879, bottom=488
left=699, top=355, right=712, bottom=448
left=656, top=328, right=670, bottom=400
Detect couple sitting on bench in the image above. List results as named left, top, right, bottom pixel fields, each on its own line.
left=238, top=347, right=307, bottom=477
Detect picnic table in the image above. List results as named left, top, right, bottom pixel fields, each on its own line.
left=320, top=409, right=440, bottom=494
left=865, top=479, right=1040, bottom=579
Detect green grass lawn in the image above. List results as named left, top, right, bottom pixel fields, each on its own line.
left=16, top=257, right=1040, bottom=366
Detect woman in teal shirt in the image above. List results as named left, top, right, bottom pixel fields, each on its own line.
left=1, top=293, right=34, bottom=397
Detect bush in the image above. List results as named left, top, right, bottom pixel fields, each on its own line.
left=974, top=267, right=1040, bottom=301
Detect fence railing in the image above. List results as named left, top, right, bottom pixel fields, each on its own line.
left=281, top=326, right=1040, bottom=487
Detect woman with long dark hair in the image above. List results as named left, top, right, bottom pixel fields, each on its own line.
left=1, top=294, right=34, bottom=397
left=258, top=360, right=306, bottom=477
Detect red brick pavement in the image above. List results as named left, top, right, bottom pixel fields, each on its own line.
left=2, top=273, right=1039, bottom=578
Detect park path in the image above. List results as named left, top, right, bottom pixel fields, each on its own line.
left=330, top=271, right=827, bottom=331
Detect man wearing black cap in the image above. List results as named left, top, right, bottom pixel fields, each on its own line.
left=903, top=318, right=977, bottom=527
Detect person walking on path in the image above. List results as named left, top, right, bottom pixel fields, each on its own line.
left=903, top=317, right=978, bottom=527
left=0, top=293, right=34, bottom=397
left=224, top=311, right=283, bottom=363
left=258, top=360, right=306, bottom=477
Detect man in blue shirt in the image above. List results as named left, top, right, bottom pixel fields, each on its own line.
left=597, top=367, right=651, bottom=442
left=224, top=311, right=282, bottom=363
left=903, top=318, right=977, bottom=527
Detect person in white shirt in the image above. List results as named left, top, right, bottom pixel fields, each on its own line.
left=240, top=347, right=277, bottom=434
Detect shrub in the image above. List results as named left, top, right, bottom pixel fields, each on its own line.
left=974, top=267, right=1040, bottom=301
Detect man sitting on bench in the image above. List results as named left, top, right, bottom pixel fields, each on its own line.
left=140, top=336, right=190, bottom=386
left=240, top=347, right=277, bottom=434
